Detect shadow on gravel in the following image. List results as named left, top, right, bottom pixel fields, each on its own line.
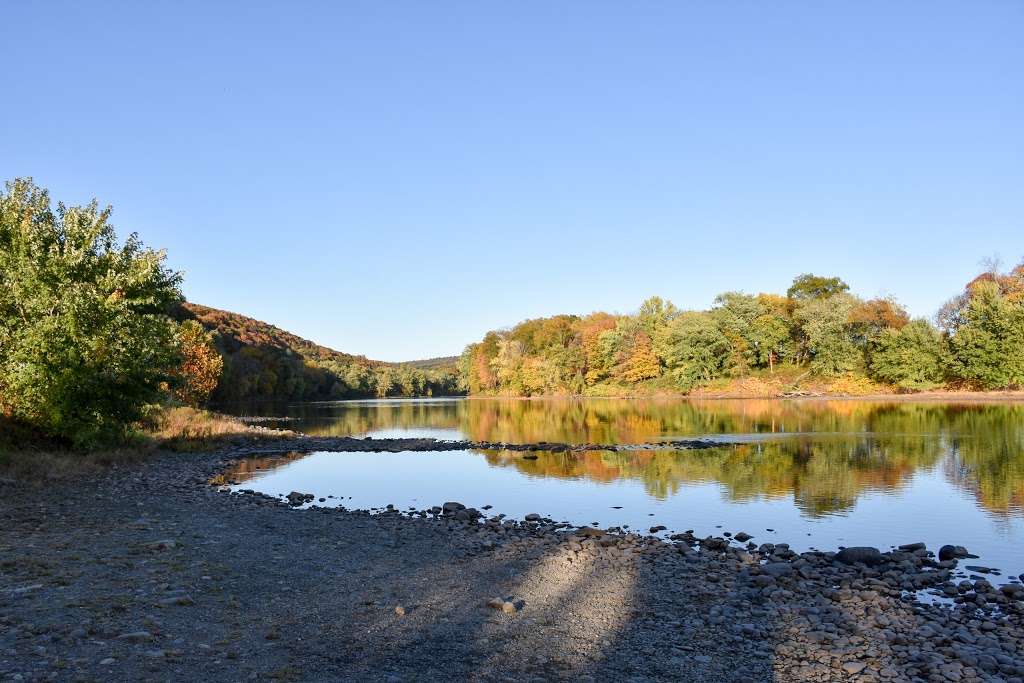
left=263, top=517, right=778, bottom=682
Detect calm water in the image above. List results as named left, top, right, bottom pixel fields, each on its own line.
left=221, top=398, right=1024, bottom=579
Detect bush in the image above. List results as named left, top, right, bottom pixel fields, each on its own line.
left=0, top=178, right=183, bottom=448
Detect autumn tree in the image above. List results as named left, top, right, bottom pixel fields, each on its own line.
left=170, top=320, right=224, bottom=406
left=577, top=312, right=617, bottom=385
left=623, top=332, right=661, bottom=383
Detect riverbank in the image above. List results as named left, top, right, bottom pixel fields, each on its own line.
left=1, top=439, right=1022, bottom=682
left=468, top=389, right=1024, bottom=402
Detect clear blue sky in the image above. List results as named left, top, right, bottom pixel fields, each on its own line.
left=2, top=2, right=1021, bottom=361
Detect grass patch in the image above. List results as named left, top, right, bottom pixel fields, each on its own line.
left=0, top=406, right=293, bottom=482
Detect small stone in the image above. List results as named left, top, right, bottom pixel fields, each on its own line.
left=524, top=513, right=541, bottom=522
left=159, top=595, right=194, bottom=606
left=734, top=532, right=753, bottom=542
left=145, top=540, right=177, bottom=551
left=394, top=605, right=406, bottom=616
left=486, top=597, right=505, bottom=610
left=501, top=601, right=517, bottom=614
left=842, top=661, right=866, bottom=675
left=99, top=658, right=116, bottom=665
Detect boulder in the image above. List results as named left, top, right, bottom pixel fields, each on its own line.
left=700, top=537, right=729, bottom=552
left=441, top=501, right=465, bottom=514
left=939, top=544, right=970, bottom=561
left=835, top=547, right=884, bottom=566
left=286, top=491, right=313, bottom=506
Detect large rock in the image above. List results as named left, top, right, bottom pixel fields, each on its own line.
left=454, top=508, right=481, bottom=522
left=700, top=537, right=729, bottom=552
left=441, top=502, right=465, bottom=514
left=938, top=544, right=969, bottom=561
left=286, top=491, right=313, bottom=506
left=835, top=546, right=884, bottom=566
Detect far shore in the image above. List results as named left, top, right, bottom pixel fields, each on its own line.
left=464, top=389, right=1024, bottom=402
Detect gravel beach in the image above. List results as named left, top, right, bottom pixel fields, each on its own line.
left=2, top=438, right=1023, bottom=682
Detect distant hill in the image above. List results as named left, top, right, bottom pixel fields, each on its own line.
left=176, top=303, right=462, bottom=402
left=401, top=356, right=460, bottom=370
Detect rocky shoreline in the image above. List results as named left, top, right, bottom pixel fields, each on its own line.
left=227, top=433, right=727, bottom=456
left=1, top=439, right=1023, bottom=682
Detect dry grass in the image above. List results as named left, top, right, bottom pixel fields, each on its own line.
left=141, top=406, right=289, bottom=451
left=0, top=406, right=293, bottom=482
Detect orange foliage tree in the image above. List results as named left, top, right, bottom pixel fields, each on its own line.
left=171, top=320, right=224, bottom=406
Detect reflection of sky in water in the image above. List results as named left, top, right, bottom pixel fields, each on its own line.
left=227, top=448, right=1024, bottom=579
left=220, top=398, right=1024, bottom=581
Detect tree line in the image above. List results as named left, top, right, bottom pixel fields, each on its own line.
left=460, top=268, right=1024, bottom=396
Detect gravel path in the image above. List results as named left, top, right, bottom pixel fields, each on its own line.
left=1, top=441, right=1023, bottom=682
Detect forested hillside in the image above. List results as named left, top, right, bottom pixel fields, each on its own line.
left=178, top=303, right=461, bottom=402
left=460, top=267, right=1024, bottom=397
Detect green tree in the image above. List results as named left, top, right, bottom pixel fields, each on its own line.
left=662, top=312, right=730, bottom=391
left=868, top=319, right=947, bottom=390
left=793, top=293, right=862, bottom=376
left=787, top=273, right=850, bottom=302
left=947, top=281, right=1024, bottom=388
left=750, top=311, right=791, bottom=372
left=711, top=292, right=764, bottom=374
left=0, top=179, right=183, bottom=447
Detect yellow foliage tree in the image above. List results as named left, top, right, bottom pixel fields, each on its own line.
left=171, top=321, right=224, bottom=406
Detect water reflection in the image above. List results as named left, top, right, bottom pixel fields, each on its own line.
left=223, top=398, right=1024, bottom=518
